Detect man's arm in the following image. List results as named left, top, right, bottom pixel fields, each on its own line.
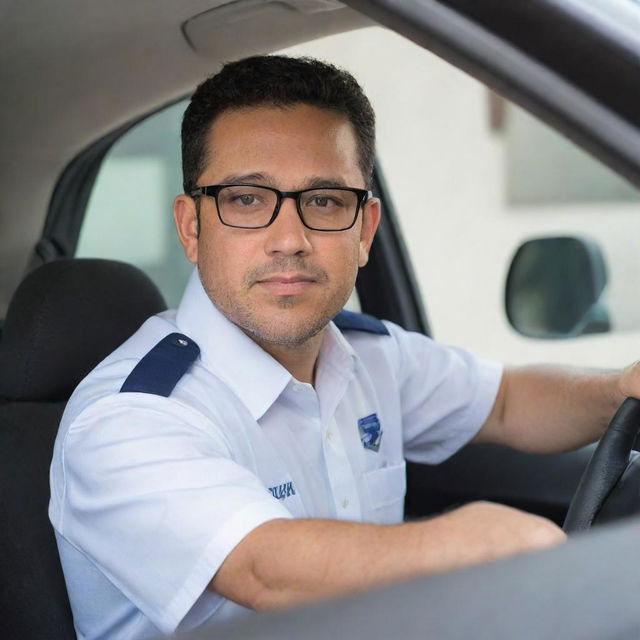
left=209, top=501, right=564, bottom=610
left=473, top=364, right=636, bottom=453
left=210, top=362, right=640, bottom=611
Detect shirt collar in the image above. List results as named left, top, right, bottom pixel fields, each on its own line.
left=174, top=270, right=357, bottom=421
left=321, top=319, right=357, bottom=373
left=175, top=270, right=291, bottom=421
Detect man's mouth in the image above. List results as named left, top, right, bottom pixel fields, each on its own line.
left=255, top=273, right=319, bottom=296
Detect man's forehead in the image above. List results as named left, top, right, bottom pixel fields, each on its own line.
left=199, top=104, right=364, bottom=186
left=209, top=101, right=347, bottom=124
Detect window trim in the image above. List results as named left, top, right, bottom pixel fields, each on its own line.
left=33, top=99, right=185, bottom=269
left=357, top=166, right=431, bottom=335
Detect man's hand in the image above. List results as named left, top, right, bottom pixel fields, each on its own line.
left=437, top=502, right=566, bottom=563
left=209, top=501, right=565, bottom=611
left=618, top=361, right=640, bottom=399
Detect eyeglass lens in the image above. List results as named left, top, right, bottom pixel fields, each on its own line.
left=216, top=186, right=359, bottom=230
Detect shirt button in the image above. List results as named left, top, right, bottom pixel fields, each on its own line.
left=293, top=384, right=303, bottom=393
left=341, top=499, right=349, bottom=509
left=326, top=430, right=334, bottom=441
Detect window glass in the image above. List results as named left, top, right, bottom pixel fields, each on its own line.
left=574, top=0, right=640, bottom=41
left=504, top=103, right=639, bottom=205
left=77, top=101, right=190, bottom=307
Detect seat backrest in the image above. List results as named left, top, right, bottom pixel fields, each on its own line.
left=0, top=259, right=167, bottom=638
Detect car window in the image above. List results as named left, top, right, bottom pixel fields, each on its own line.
left=77, top=102, right=189, bottom=307
left=78, top=26, right=640, bottom=367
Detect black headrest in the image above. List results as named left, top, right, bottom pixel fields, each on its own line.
left=0, top=259, right=167, bottom=402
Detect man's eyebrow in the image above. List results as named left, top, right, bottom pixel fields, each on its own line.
left=219, top=172, right=272, bottom=185
left=215, top=174, right=352, bottom=189
left=304, top=176, right=349, bottom=189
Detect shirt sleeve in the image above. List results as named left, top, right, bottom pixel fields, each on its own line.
left=57, top=392, right=292, bottom=634
left=384, top=322, right=503, bottom=464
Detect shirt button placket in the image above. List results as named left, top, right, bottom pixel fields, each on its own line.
left=323, top=418, right=361, bottom=521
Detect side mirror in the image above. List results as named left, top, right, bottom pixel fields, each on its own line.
left=505, top=236, right=610, bottom=339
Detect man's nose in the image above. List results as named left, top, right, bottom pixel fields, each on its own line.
left=263, top=197, right=312, bottom=256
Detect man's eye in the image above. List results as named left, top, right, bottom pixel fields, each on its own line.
left=235, top=194, right=258, bottom=206
left=306, top=195, right=343, bottom=208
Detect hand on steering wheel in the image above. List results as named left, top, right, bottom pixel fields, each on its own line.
left=564, top=398, right=640, bottom=533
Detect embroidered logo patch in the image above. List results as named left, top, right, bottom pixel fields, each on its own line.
left=268, top=481, right=296, bottom=501
left=358, top=413, right=382, bottom=452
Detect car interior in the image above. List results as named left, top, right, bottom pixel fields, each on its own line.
left=2, top=0, right=640, bottom=638
left=0, top=259, right=168, bottom=637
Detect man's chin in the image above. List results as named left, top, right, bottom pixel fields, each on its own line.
left=239, top=308, right=333, bottom=347
left=244, top=321, right=326, bottom=347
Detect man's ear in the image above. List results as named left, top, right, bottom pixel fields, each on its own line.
left=174, top=195, right=199, bottom=264
left=358, top=197, right=381, bottom=268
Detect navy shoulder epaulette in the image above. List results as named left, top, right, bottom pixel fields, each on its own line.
left=333, top=310, right=390, bottom=336
left=120, top=332, right=200, bottom=397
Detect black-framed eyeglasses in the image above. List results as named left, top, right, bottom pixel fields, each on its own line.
left=190, top=184, right=372, bottom=231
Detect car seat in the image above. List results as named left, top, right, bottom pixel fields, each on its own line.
left=0, top=258, right=167, bottom=639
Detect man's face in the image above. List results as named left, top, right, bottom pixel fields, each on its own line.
left=174, top=103, right=380, bottom=348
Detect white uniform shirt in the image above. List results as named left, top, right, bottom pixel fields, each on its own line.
left=49, top=270, right=502, bottom=639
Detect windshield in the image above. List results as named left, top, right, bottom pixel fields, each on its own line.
left=570, top=0, right=640, bottom=47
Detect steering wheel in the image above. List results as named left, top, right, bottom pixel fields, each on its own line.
left=563, top=397, right=640, bottom=533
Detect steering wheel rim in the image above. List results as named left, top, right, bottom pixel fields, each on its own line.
left=563, top=397, right=640, bottom=533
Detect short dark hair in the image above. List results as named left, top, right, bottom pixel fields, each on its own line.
left=181, top=55, right=376, bottom=194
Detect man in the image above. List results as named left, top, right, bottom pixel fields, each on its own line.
left=49, top=55, right=639, bottom=638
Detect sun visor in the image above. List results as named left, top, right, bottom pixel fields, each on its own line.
left=182, top=0, right=370, bottom=56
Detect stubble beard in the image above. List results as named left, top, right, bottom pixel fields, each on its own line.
left=199, top=260, right=354, bottom=348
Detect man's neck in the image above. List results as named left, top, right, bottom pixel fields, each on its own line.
left=253, top=331, right=324, bottom=385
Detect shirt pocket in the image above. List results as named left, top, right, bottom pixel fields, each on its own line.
left=362, top=460, right=407, bottom=524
